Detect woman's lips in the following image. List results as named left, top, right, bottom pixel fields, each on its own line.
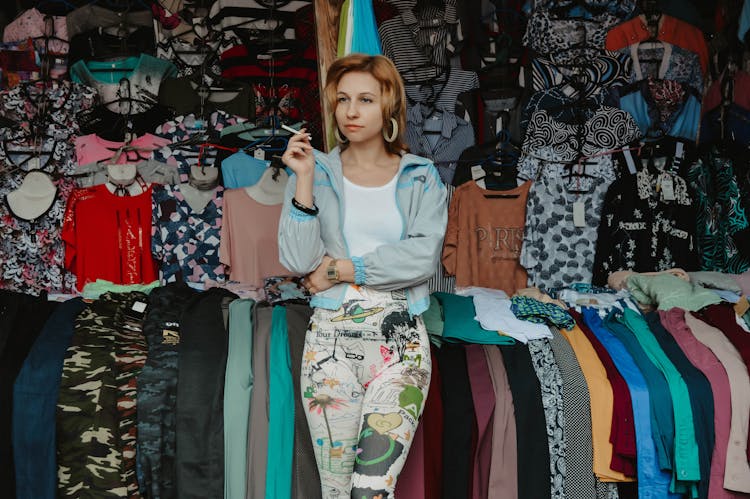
left=345, top=125, right=363, bottom=130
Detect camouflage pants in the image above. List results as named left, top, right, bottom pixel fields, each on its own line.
left=57, top=292, right=147, bottom=498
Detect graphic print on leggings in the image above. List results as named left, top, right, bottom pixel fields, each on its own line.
left=301, top=287, right=431, bottom=498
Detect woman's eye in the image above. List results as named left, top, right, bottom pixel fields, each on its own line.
left=338, top=97, right=348, bottom=103
left=360, top=98, right=372, bottom=103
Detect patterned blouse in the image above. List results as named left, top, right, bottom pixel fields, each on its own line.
left=0, top=82, right=95, bottom=294
left=151, top=183, right=226, bottom=283
left=518, top=107, right=641, bottom=290
left=153, top=111, right=246, bottom=182
left=592, top=157, right=699, bottom=285
left=687, top=149, right=750, bottom=274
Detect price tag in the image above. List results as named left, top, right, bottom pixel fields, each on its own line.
left=132, top=301, right=147, bottom=313
left=661, top=175, right=675, bottom=201
left=470, top=165, right=484, bottom=180
left=622, top=149, right=637, bottom=175
left=675, top=141, right=685, bottom=159
left=573, top=201, right=586, bottom=227
left=254, top=148, right=266, bottom=160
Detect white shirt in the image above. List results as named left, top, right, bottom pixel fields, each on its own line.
left=343, top=174, right=403, bottom=257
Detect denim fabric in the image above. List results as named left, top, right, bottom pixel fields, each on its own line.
left=583, top=308, right=679, bottom=499
left=604, top=311, right=675, bottom=473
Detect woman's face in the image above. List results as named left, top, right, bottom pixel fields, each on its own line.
left=335, top=71, right=385, bottom=145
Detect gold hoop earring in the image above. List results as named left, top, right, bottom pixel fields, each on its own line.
left=383, top=117, right=398, bottom=143
left=334, top=127, right=348, bottom=143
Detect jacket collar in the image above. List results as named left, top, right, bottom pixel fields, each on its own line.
left=313, top=145, right=433, bottom=193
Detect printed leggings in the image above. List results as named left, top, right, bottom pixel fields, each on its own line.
left=300, top=286, right=431, bottom=499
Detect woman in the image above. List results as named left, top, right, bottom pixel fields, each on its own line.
left=279, top=53, right=447, bottom=498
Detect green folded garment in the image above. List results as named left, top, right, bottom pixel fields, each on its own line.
left=82, top=279, right=161, bottom=299
left=627, top=274, right=723, bottom=311
left=433, top=292, right=515, bottom=345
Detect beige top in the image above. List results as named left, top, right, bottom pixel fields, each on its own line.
left=684, top=313, right=750, bottom=493
left=219, top=188, right=291, bottom=286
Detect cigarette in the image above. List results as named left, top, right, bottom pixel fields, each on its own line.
left=281, top=124, right=308, bottom=136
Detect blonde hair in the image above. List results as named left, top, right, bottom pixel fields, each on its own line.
left=324, top=53, right=408, bottom=155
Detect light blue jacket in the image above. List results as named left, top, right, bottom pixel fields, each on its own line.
left=278, top=147, right=447, bottom=315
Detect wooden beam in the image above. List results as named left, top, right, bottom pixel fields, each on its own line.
left=313, top=0, right=343, bottom=151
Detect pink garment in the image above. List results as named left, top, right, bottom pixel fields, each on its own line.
left=660, top=309, right=749, bottom=498
left=75, top=133, right=169, bottom=165
left=483, top=344, right=518, bottom=499
left=731, top=272, right=750, bottom=297
left=219, top=188, right=291, bottom=286
left=684, top=312, right=750, bottom=494
left=3, top=8, right=68, bottom=54
left=394, top=421, right=425, bottom=498
left=466, top=344, right=495, bottom=499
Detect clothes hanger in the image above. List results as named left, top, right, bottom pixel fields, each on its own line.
left=478, top=129, right=521, bottom=193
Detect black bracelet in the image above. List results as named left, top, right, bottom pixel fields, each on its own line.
left=292, top=197, right=319, bottom=216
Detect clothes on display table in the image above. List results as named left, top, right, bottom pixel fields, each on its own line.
left=0, top=290, right=58, bottom=495
left=582, top=309, right=679, bottom=499
left=176, top=287, right=237, bottom=499
left=137, top=282, right=198, bottom=499
left=572, top=309, right=637, bottom=478
left=56, top=291, right=148, bottom=497
left=13, top=297, right=85, bottom=499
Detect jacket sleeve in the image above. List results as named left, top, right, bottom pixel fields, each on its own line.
left=351, top=165, right=448, bottom=291
left=277, top=170, right=327, bottom=274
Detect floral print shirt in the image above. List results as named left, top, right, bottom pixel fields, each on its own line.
left=151, top=184, right=226, bottom=283
left=687, top=149, right=750, bottom=274
left=592, top=158, right=699, bottom=285
left=0, top=82, right=95, bottom=294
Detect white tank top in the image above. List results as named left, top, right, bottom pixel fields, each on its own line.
left=342, top=173, right=403, bottom=257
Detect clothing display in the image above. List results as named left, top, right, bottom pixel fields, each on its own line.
left=1, top=2, right=748, bottom=499
left=442, top=180, right=530, bottom=293
left=219, top=186, right=289, bottom=286
left=152, top=183, right=226, bottom=283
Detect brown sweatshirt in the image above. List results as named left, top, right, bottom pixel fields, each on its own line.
left=442, top=180, right=531, bottom=294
